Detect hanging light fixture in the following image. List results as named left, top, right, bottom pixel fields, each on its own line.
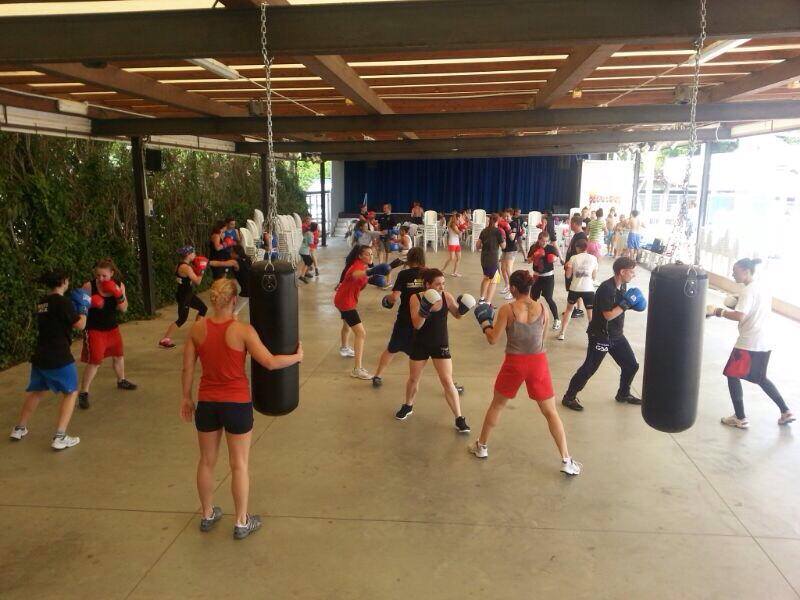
left=186, top=59, right=242, bottom=81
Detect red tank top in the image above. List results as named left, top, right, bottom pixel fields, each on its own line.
left=197, top=319, right=250, bottom=403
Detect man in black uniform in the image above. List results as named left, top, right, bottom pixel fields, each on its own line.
left=376, top=203, right=398, bottom=265
left=10, top=271, right=87, bottom=450
left=561, top=257, right=646, bottom=411
left=564, top=214, right=589, bottom=318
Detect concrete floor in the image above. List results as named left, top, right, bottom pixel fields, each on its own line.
left=2, top=239, right=799, bottom=600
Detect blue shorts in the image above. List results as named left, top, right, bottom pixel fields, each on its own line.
left=26, top=363, right=78, bottom=394
left=627, top=232, right=641, bottom=249
left=482, top=263, right=499, bottom=278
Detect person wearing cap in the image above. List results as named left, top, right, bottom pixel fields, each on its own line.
left=158, top=245, right=237, bottom=349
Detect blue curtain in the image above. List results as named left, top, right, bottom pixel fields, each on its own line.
left=344, top=156, right=581, bottom=214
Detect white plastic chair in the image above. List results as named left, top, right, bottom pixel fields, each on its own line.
left=526, top=211, right=542, bottom=254
left=246, top=219, right=261, bottom=246
left=253, top=208, right=264, bottom=232
left=469, top=209, right=487, bottom=252
left=422, top=210, right=439, bottom=252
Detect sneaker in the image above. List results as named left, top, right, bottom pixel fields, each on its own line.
left=158, top=337, right=176, bottom=349
left=615, top=392, right=642, bottom=405
left=455, top=382, right=465, bottom=395
left=778, top=411, right=796, bottom=426
left=499, top=287, right=508, bottom=295
left=721, top=415, right=750, bottom=429
left=117, top=379, right=137, bottom=391
left=315, top=268, right=320, bottom=276
left=395, top=404, right=414, bottom=420
left=455, top=416, right=471, bottom=433
left=199, top=506, right=223, bottom=532
left=78, top=392, right=90, bottom=410
left=372, top=375, right=383, bottom=388
left=572, top=308, right=584, bottom=318
left=557, top=332, right=565, bottom=341
left=552, top=319, right=562, bottom=331
left=468, top=440, right=488, bottom=459
left=339, top=346, right=355, bottom=358
left=299, top=276, right=309, bottom=284
left=562, top=396, right=584, bottom=411
left=561, top=457, right=582, bottom=476
left=233, top=514, right=262, bottom=540
left=51, top=433, right=80, bottom=451
left=503, top=292, right=514, bottom=300
left=452, top=272, right=462, bottom=277
left=9, top=426, right=28, bottom=441
left=350, top=367, right=373, bottom=380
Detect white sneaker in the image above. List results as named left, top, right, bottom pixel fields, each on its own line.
left=51, top=434, right=80, bottom=451
left=503, top=292, right=514, bottom=300
left=350, top=367, right=373, bottom=380
left=9, top=426, right=28, bottom=441
left=778, top=412, right=796, bottom=426
left=468, top=441, right=488, bottom=459
left=339, top=346, right=355, bottom=358
left=499, top=287, right=508, bottom=295
left=560, top=457, right=581, bottom=476
left=721, top=415, right=750, bottom=429
left=552, top=319, right=562, bottom=331
left=557, top=332, right=565, bottom=341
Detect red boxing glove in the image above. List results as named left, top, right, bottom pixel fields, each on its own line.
left=222, top=236, right=235, bottom=248
left=90, top=294, right=105, bottom=309
left=192, top=256, right=209, bottom=276
left=100, top=279, right=124, bottom=299
left=532, top=248, right=545, bottom=260
left=546, top=253, right=557, bottom=264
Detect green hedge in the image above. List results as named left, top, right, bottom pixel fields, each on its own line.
left=0, top=133, right=307, bottom=369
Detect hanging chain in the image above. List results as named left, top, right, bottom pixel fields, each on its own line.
left=260, top=2, right=279, bottom=235
left=665, top=0, right=707, bottom=262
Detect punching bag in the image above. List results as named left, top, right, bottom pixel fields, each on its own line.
left=642, top=264, right=707, bottom=432
left=249, top=260, right=299, bottom=416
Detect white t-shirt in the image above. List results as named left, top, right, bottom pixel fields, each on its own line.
left=734, top=280, right=772, bottom=351
left=448, top=230, right=461, bottom=246
left=568, top=253, right=598, bottom=292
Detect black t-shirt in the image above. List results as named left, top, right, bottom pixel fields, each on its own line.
left=234, top=255, right=253, bottom=297
left=31, top=293, right=79, bottom=369
left=529, top=244, right=559, bottom=275
left=376, top=213, right=397, bottom=237
left=392, top=267, right=424, bottom=327
left=479, top=227, right=504, bottom=267
left=565, top=231, right=588, bottom=263
left=503, top=219, right=523, bottom=253
left=176, top=262, right=193, bottom=300
left=414, top=294, right=449, bottom=347
left=86, top=280, right=119, bottom=331
left=587, top=277, right=626, bottom=340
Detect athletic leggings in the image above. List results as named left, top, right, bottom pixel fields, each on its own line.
left=176, top=293, right=207, bottom=327
left=727, top=376, right=789, bottom=420
left=530, top=275, right=559, bottom=320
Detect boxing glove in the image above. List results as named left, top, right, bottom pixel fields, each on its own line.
left=90, top=294, right=105, bottom=309
left=532, top=248, right=545, bottom=261
left=723, top=294, right=738, bottom=309
left=389, top=243, right=400, bottom=252
left=418, top=288, right=442, bottom=318
left=192, top=256, right=209, bottom=276
left=368, top=274, right=387, bottom=288
left=366, top=263, right=392, bottom=277
left=70, top=288, right=91, bottom=316
left=389, top=258, right=405, bottom=270
left=457, top=293, right=476, bottom=316
left=381, top=294, right=395, bottom=309
left=705, top=304, right=720, bottom=318
left=474, top=302, right=494, bottom=331
left=100, top=279, right=124, bottom=300
left=222, top=236, right=235, bottom=248
left=618, top=287, right=647, bottom=312
left=546, top=252, right=557, bottom=264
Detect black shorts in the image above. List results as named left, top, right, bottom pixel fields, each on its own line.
left=723, top=349, right=771, bottom=384
left=340, top=309, right=362, bottom=327
left=300, top=254, right=313, bottom=267
left=567, top=290, right=595, bottom=308
left=195, top=401, right=253, bottom=434
left=564, top=276, right=572, bottom=292
left=387, top=321, right=414, bottom=355
left=409, top=342, right=451, bottom=361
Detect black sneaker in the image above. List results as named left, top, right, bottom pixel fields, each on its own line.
left=299, top=276, right=309, bottom=284
left=117, top=379, right=137, bottom=391
left=233, top=514, right=262, bottom=540
left=615, top=393, right=642, bottom=405
left=395, top=404, right=413, bottom=420
left=78, top=392, right=90, bottom=410
left=372, top=376, right=383, bottom=388
left=199, top=506, right=223, bottom=532
left=315, top=268, right=319, bottom=276
left=562, top=396, right=584, bottom=411
left=455, top=416, right=471, bottom=433
left=454, top=382, right=465, bottom=395
left=572, top=308, right=584, bottom=318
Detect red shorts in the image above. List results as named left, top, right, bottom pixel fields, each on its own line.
left=448, top=244, right=461, bottom=253
left=494, top=353, right=553, bottom=401
left=81, top=328, right=124, bottom=365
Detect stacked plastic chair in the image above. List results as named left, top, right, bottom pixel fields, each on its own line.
left=525, top=211, right=542, bottom=254
left=469, top=209, right=487, bottom=252
left=422, top=210, right=439, bottom=252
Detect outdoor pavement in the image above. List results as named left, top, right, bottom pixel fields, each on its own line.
left=1, top=238, right=799, bottom=599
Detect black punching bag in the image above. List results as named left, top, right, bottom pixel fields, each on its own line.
left=642, top=264, right=707, bottom=433
left=249, top=260, right=299, bottom=416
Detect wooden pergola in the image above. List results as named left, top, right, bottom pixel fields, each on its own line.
left=2, top=0, right=800, bottom=309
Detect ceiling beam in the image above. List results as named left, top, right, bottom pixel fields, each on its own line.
left=92, top=101, right=800, bottom=137
left=321, top=145, right=622, bottom=162
left=237, top=128, right=730, bottom=155
left=531, top=45, right=623, bottom=109
left=701, top=55, right=800, bottom=103
left=2, top=0, right=800, bottom=63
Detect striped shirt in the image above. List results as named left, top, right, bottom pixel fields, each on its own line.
left=587, top=218, right=605, bottom=242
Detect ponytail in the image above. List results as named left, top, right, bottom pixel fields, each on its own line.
left=509, top=269, right=534, bottom=294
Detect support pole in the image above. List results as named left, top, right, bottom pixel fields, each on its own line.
left=320, top=159, right=327, bottom=247
left=131, top=136, right=155, bottom=315
left=631, top=148, right=642, bottom=212
left=694, top=142, right=713, bottom=265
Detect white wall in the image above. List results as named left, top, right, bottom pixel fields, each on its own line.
left=331, top=160, right=345, bottom=219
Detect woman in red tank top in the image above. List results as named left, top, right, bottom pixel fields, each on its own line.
left=180, top=279, right=303, bottom=539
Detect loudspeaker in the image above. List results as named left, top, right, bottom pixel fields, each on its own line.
left=145, top=148, right=163, bottom=172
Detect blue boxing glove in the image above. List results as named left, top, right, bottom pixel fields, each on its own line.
left=389, top=243, right=400, bottom=252
left=369, top=274, right=387, bottom=288
left=474, top=302, right=494, bottom=331
left=418, top=289, right=442, bottom=318
left=366, top=263, right=392, bottom=277
left=381, top=294, right=395, bottom=309
left=70, top=288, right=91, bottom=316
left=619, top=287, right=647, bottom=312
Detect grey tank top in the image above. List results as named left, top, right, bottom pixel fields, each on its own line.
left=505, top=305, right=545, bottom=355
